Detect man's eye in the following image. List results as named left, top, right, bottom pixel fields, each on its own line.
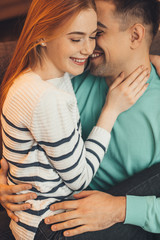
left=96, top=31, right=104, bottom=36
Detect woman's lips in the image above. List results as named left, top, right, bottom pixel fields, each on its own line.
left=70, top=57, right=88, bottom=65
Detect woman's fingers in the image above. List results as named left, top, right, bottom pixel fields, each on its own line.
left=134, top=83, right=149, bottom=101
left=129, top=68, right=150, bottom=91
left=123, top=65, right=145, bottom=86
left=109, top=72, right=124, bottom=90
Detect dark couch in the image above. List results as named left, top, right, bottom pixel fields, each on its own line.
left=0, top=0, right=31, bottom=21
left=0, top=32, right=160, bottom=158
left=0, top=41, right=17, bottom=159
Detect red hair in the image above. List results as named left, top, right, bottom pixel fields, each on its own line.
left=0, top=0, right=96, bottom=113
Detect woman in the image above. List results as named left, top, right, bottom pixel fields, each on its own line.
left=0, top=0, right=149, bottom=239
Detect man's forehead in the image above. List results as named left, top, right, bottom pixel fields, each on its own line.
left=96, top=0, right=119, bottom=28
left=96, top=0, right=116, bottom=18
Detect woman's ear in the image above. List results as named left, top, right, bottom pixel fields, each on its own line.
left=129, top=23, right=145, bottom=49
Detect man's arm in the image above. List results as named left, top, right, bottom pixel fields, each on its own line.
left=44, top=190, right=126, bottom=237
left=0, top=158, right=37, bottom=222
left=45, top=163, right=160, bottom=236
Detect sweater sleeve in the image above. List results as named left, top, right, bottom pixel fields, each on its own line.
left=30, top=89, right=111, bottom=191
left=124, top=195, right=160, bottom=233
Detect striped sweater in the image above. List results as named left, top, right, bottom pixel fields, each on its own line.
left=1, top=70, right=111, bottom=240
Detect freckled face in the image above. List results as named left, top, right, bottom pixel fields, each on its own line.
left=45, top=9, right=97, bottom=77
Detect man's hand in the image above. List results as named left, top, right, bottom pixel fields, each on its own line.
left=150, top=55, right=160, bottom=75
left=45, top=190, right=126, bottom=237
left=0, top=158, right=37, bottom=222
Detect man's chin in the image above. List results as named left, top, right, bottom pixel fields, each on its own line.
left=90, top=62, right=98, bottom=74
left=90, top=63, right=106, bottom=77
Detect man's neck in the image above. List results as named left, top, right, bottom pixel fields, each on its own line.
left=106, top=52, right=151, bottom=87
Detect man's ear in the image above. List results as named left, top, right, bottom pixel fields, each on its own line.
left=129, top=23, right=145, bottom=49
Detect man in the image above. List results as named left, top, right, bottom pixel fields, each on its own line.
left=1, top=0, right=160, bottom=239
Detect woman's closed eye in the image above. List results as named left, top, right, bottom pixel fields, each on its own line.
left=89, top=35, right=97, bottom=40
left=70, top=38, right=82, bottom=42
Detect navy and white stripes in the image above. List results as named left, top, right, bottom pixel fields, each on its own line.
left=1, top=70, right=111, bottom=240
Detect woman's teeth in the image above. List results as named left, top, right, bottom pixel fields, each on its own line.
left=71, top=58, right=87, bottom=63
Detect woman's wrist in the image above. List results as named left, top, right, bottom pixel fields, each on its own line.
left=96, top=106, right=118, bottom=133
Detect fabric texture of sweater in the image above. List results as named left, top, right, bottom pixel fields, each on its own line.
left=72, top=64, right=160, bottom=233
left=1, top=70, right=110, bottom=240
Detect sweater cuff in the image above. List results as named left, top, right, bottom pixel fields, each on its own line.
left=124, top=195, right=147, bottom=228
left=88, top=126, right=111, bottom=152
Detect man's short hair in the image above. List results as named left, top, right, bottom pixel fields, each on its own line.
left=105, top=0, right=160, bottom=41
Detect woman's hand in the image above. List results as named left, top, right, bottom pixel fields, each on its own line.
left=97, top=66, right=149, bottom=132
left=0, top=158, right=37, bottom=222
left=105, top=65, right=150, bottom=116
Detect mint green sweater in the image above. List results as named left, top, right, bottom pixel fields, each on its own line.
left=72, top=64, right=160, bottom=233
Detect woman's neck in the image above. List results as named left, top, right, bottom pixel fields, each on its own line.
left=33, top=58, right=64, bottom=80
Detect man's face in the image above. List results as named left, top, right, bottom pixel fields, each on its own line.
left=90, top=0, right=131, bottom=80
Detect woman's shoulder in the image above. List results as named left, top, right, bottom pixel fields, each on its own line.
left=11, top=70, right=74, bottom=105
left=13, top=69, right=49, bottom=92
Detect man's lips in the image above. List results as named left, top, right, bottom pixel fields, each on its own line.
left=90, top=52, right=104, bottom=60
left=70, top=57, right=88, bottom=65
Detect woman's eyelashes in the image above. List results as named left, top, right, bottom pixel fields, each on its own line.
left=70, top=34, right=97, bottom=42
left=71, top=39, right=81, bottom=42
left=89, top=35, right=97, bottom=40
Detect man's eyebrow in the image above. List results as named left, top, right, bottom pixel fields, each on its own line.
left=67, top=29, right=97, bottom=36
left=97, top=21, right=107, bottom=29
